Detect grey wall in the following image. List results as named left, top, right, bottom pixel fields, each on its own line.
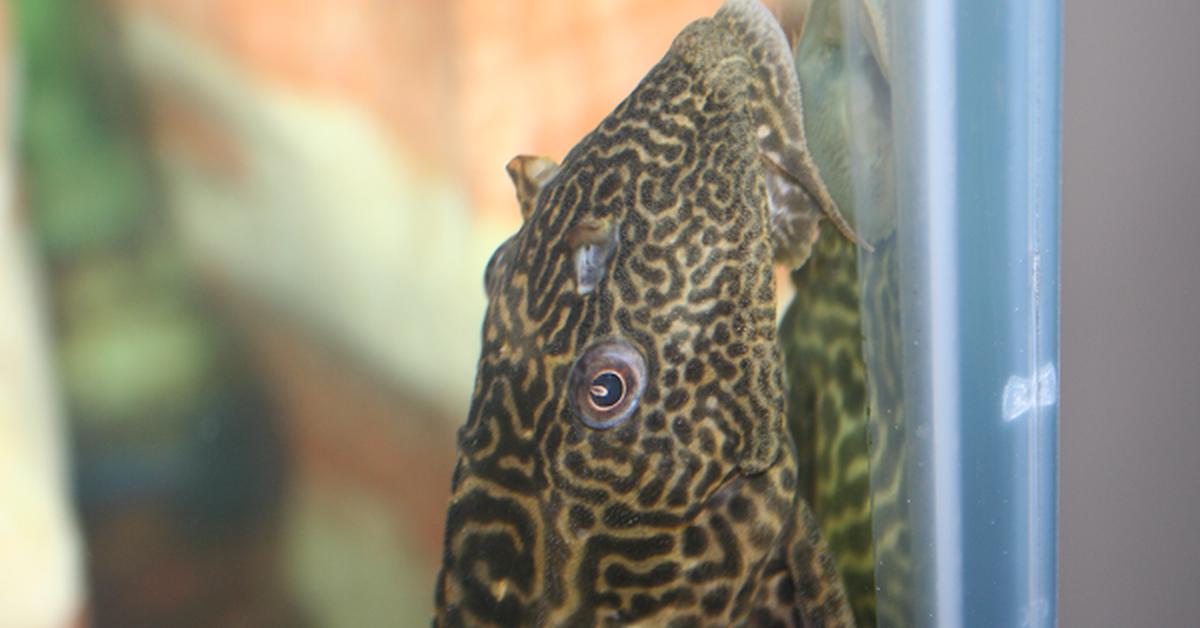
left=1062, top=0, right=1200, bottom=625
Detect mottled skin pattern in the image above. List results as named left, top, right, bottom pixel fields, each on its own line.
left=435, top=1, right=857, bottom=626
left=780, top=230, right=914, bottom=628
left=781, top=224, right=874, bottom=625
left=781, top=1, right=876, bottom=623
left=856, top=235, right=913, bottom=628
left=781, top=1, right=913, bottom=624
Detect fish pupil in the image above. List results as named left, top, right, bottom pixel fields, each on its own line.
left=589, top=371, right=624, bottom=409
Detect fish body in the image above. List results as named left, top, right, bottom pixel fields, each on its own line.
left=436, top=1, right=856, bottom=625
left=783, top=1, right=914, bottom=624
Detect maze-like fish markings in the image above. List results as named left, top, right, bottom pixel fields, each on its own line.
left=436, top=1, right=859, bottom=626
left=782, top=0, right=914, bottom=623
left=781, top=229, right=915, bottom=628
left=783, top=225, right=875, bottom=626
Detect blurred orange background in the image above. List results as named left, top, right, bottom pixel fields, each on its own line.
left=10, top=1, right=749, bottom=626
left=10, top=1, right=1200, bottom=627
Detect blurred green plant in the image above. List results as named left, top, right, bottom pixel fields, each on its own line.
left=18, top=0, right=158, bottom=255
left=15, top=0, right=287, bottom=575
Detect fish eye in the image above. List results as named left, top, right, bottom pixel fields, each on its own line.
left=570, top=339, right=646, bottom=429
left=589, top=370, right=625, bottom=410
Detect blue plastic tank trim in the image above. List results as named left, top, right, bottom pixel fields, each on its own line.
left=860, top=0, right=1060, bottom=626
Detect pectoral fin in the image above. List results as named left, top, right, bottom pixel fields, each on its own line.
left=715, top=0, right=871, bottom=269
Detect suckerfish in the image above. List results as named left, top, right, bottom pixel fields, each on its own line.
left=435, top=1, right=859, bottom=625
left=783, top=1, right=909, bottom=624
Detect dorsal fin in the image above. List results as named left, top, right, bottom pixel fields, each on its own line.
left=505, top=155, right=559, bottom=221
left=714, top=0, right=872, bottom=268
